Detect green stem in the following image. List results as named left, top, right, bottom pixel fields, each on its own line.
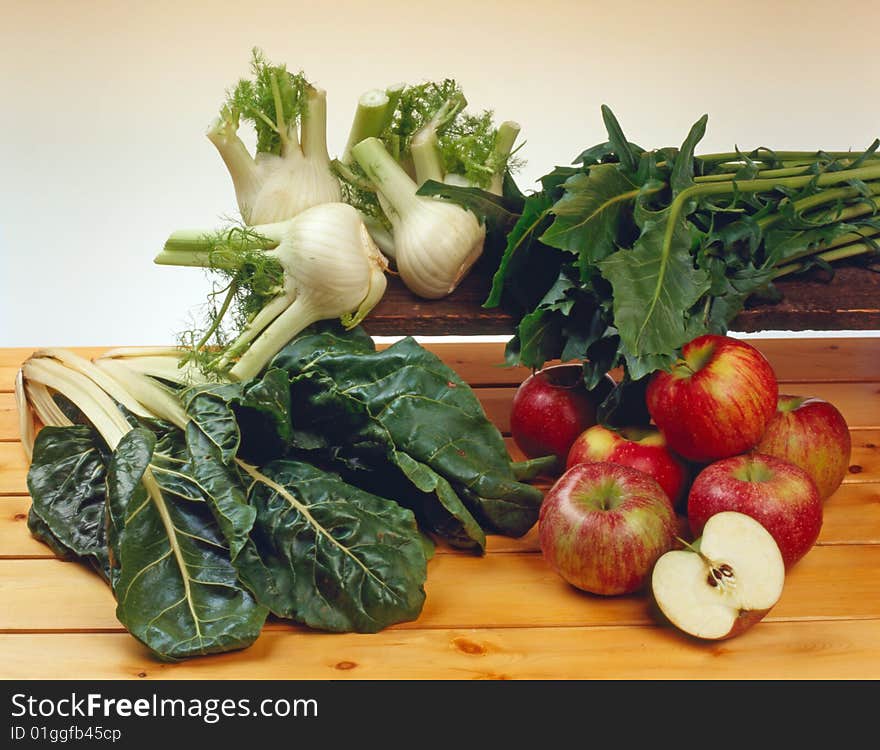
left=381, top=82, right=405, bottom=131
left=332, top=159, right=377, bottom=193
left=301, top=87, right=329, bottom=160
left=697, top=150, right=868, bottom=163
left=410, top=129, right=444, bottom=185
left=269, top=69, right=290, bottom=151
left=351, top=137, right=421, bottom=216
left=195, top=281, right=238, bottom=352
left=341, top=89, right=391, bottom=164
left=695, top=164, right=817, bottom=183
left=157, top=226, right=280, bottom=268
left=671, top=166, right=880, bottom=236
left=776, top=227, right=880, bottom=266
left=756, top=182, right=880, bottom=230
left=773, top=238, right=879, bottom=278
left=801, top=199, right=880, bottom=227
left=229, top=297, right=317, bottom=381
left=488, top=121, right=521, bottom=195
left=510, top=455, right=558, bottom=481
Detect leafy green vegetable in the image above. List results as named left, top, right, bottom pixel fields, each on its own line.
left=112, top=428, right=268, bottom=660
left=27, top=426, right=112, bottom=581
left=476, top=106, right=880, bottom=417
left=271, top=327, right=544, bottom=542
left=184, top=386, right=431, bottom=631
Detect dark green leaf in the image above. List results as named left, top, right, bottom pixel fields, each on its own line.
left=233, top=459, right=428, bottom=632
left=273, top=330, right=544, bottom=540
left=600, top=105, right=639, bottom=174
left=113, top=428, right=267, bottom=660
left=485, top=191, right=554, bottom=308
left=670, top=115, right=708, bottom=196
left=26, top=426, right=111, bottom=582
left=599, top=209, right=711, bottom=376
left=540, top=164, right=639, bottom=270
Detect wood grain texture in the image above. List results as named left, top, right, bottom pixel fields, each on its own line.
left=363, top=264, right=880, bottom=335
left=1, top=339, right=879, bottom=681
left=3, top=481, right=877, bottom=560
left=1, top=619, right=878, bottom=680
left=1, top=544, right=877, bottom=634
left=3, top=338, right=880, bottom=393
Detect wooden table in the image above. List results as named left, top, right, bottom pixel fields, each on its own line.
left=1, top=338, right=879, bottom=679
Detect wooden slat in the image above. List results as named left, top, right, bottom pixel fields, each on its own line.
left=1, top=544, right=877, bottom=634
left=1, top=429, right=876, bottom=498
left=3, top=481, right=877, bottom=560
left=3, top=383, right=879, bottom=448
left=365, top=264, right=880, bottom=335
left=3, top=338, right=880, bottom=393
left=1, top=619, right=878, bottom=680
left=0, top=392, right=18, bottom=441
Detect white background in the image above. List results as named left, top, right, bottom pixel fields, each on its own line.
left=2, top=0, right=879, bottom=346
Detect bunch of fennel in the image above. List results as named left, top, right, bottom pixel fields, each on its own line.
left=208, top=48, right=341, bottom=225
left=336, top=80, right=522, bottom=299
left=156, top=202, right=388, bottom=381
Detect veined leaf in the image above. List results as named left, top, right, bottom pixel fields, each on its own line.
left=235, top=459, right=428, bottom=632
left=26, top=426, right=111, bottom=582
left=113, top=428, right=267, bottom=660
left=599, top=210, right=711, bottom=370
left=670, top=114, right=708, bottom=196
left=272, top=327, right=543, bottom=541
left=600, top=105, right=639, bottom=174
left=540, top=164, right=640, bottom=269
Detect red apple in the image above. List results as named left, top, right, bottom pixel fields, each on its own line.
left=755, top=395, right=851, bottom=500
left=566, top=424, right=689, bottom=509
left=510, top=364, right=612, bottom=463
left=646, top=334, right=778, bottom=462
left=538, top=462, right=677, bottom=595
left=688, top=453, right=823, bottom=568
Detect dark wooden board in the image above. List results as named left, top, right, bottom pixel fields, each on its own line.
left=365, top=263, right=880, bottom=336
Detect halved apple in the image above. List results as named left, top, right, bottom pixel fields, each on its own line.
left=651, top=511, right=785, bottom=640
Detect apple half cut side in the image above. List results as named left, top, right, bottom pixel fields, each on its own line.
left=651, top=511, right=785, bottom=640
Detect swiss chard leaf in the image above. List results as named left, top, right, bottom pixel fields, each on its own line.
left=236, top=459, right=428, bottom=632
left=271, top=327, right=544, bottom=541
left=113, top=427, right=267, bottom=660
left=291, top=336, right=542, bottom=537
left=183, top=419, right=429, bottom=632
left=26, top=426, right=112, bottom=582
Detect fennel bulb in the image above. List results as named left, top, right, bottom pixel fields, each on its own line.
left=208, top=49, right=341, bottom=225
left=352, top=137, right=485, bottom=299
left=156, top=202, right=388, bottom=380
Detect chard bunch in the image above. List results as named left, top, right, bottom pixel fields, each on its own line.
left=208, top=48, right=341, bottom=225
